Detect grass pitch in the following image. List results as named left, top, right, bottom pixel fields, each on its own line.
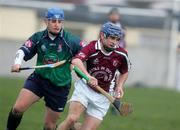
left=0, top=77, right=180, bottom=130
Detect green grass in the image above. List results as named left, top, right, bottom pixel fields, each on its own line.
left=0, top=77, right=180, bottom=130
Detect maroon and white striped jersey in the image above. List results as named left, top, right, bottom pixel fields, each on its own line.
left=75, top=40, right=131, bottom=92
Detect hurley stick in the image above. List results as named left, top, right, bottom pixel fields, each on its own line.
left=18, top=60, right=66, bottom=71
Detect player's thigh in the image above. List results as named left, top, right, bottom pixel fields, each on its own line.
left=68, top=101, right=86, bottom=118
left=44, top=107, right=61, bottom=124
left=81, top=115, right=102, bottom=130
left=13, top=88, right=40, bottom=112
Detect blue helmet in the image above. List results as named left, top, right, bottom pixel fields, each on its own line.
left=101, top=22, right=123, bottom=38
left=45, top=7, right=65, bottom=20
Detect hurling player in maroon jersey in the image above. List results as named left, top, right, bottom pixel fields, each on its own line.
left=57, top=22, right=131, bottom=130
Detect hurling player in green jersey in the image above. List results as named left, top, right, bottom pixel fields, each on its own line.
left=5, top=7, right=83, bottom=130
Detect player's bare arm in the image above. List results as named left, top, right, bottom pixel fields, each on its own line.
left=114, top=72, right=128, bottom=99
left=71, top=58, right=98, bottom=88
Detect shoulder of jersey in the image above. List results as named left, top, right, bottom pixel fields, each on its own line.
left=84, top=40, right=97, bottom=47
left=115, top=47, right=128, bottom=55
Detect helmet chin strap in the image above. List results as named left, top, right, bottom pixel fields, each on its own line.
left=103, top=44, right=115, bottom=52
left=102, top=40, right=115, bottom=52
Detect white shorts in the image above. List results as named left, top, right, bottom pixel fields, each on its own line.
left=69, top=80, right=110, bottom=120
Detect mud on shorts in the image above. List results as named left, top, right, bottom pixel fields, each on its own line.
left=24, top=72, right=71, bottom=112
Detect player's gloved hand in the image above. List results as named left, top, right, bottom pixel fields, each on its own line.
left=11, top=64, right=21, bottom=72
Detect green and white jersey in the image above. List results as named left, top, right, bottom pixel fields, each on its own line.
left=20, top=29, right=83, bottom=87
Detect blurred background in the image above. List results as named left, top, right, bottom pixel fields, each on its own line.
left=1, top=0, right=180, bottom=130
left=1, top=0, right=180, bottom=90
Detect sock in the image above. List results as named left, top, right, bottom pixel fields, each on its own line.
left=6, top=109, right=23, bottom=130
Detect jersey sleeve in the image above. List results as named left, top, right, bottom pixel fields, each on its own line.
left=74, top=42, right=94, bottom=61
left=118, top=52, right=131, bottom=74
left=19, top=33, right=38, bottom=61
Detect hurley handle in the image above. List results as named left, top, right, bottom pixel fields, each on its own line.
left=73, top=66, right=90, bottom=81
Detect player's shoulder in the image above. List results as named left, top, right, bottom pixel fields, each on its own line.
left=80, top=40, right=98, bottom=53
left=28, top=30, right=46, bottom=43
left=33, top=30, right=46, bottom=37
left=84, top=40, right=97, bottom=49
left=63, top=29, right=80, bottom=41
left=114, top=47, right=128, bottom=56
left=88, top=40, right=97, bottom=46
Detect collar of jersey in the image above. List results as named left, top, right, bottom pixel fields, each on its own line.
left=95, top=39, right=113, bottom=56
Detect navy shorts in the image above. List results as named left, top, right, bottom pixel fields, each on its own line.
left=24, top=72, right=71, bottom=112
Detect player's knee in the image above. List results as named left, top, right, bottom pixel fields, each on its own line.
left=66, top=114, right=79, bottom=125
left=71, top=122, right=82, bottom=130
left=12, top=107, right=24, bottom=115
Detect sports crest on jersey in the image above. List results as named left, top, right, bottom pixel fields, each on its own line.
left=41, top=45, right=47, bottom=52
left=79, top=41, right=88, bottom=47
left=113, top=60, right=119, bottom=67
left=93, top=58, right=99, bottom=64
left=57, top=44, right=62, bottom=52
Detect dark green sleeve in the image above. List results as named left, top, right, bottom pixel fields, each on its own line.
left=20, top=32, right=39, bottom=61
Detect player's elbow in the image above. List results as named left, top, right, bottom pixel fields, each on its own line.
left=71, top=58, right=81, bottom=65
